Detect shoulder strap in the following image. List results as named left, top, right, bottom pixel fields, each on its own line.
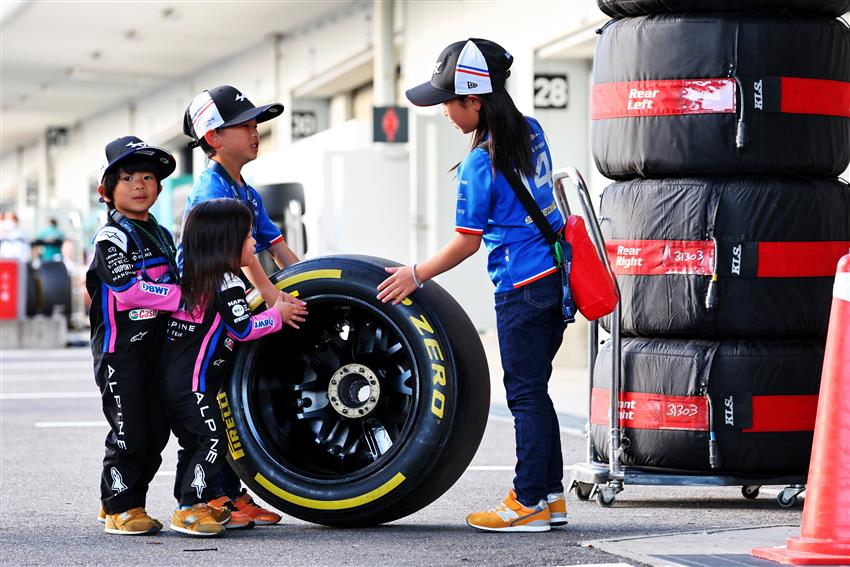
left=476, top=141, right=558, bottom=245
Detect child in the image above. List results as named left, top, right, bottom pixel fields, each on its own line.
left=162, top=199, right=307, bottom=537
left=377, top=38, right=568, bottom=532
left=87, top=136, right=181, bottom=535
left=181, top=84, right=304, bottom=526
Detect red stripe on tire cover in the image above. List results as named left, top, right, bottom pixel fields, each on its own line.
left=757, top=241, right=850, bottom=278
left=606, top=240, right=850, bottom=277
left=606, top=239, right=714, bottom=276
left=591, top=79, right=736, bottom=120
left=780, top=78, right=850, bottom=118
left=591, top=389, right=817, bottom=432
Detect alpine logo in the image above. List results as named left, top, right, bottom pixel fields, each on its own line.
left=191, top=464, right=206, bottom=499
left=432, top=61, right=442, bottom=76
left=130, top=331, right=148, bottom=343
left=731, top=244, right=742, bottom=276
left=139, top=281, right=169, bottom=296
left=125, top=141, right=147, bottom=149
left=753, top=80, right=763, bottom=110
left=235, top=91, right=246, bottom=102
left=467, top=81, right=478, bottom=89
left=129, top=309, right=158, bottom=321
left=724, top=395, right=735, bottom=426
left=110, top=467, right=128, bottom=493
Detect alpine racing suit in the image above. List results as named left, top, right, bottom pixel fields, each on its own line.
left=86, top=213, right=181, bottom=514
left=161, top=273, right=281, bottom=505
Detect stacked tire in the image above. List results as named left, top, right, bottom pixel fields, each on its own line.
left=590, top=1, right=850, bottom=477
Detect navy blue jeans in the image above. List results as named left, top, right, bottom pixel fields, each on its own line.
left=495, top=272, right=567, bottom=507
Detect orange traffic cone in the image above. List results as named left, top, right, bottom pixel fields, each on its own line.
left=753, top=253, right=850, bottom=565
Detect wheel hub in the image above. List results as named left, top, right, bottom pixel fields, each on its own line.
left=328, top=363, right=381, bottom=418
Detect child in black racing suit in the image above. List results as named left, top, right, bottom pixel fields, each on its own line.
left=87, top=136, right=181, bottom=535
left=162, top=198, right=307, bottom=537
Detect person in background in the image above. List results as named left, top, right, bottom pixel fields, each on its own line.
left=35, top=217, right=65, bottom=262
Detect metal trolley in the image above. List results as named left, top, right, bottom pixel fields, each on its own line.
left=551, top=167, right=807, bottom=509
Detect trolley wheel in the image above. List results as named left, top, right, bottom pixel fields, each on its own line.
left=742, top=485, right=761, bottom=500
left=596, top=487, right=617, bottom=507
left=574, top=482, right=593, bottom=501
left=777, top=489, right=799, bottom=508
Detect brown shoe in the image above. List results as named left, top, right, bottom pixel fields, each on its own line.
left=169, top=504, right=225, bottom=537
left=99, top=505, right=162, bottom=530
left=104, top=507, right=161, bottom=535
left=208, top=496, right=255, bottom=529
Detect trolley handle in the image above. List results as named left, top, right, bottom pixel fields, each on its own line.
left=552, top=167, right=625, bottom=480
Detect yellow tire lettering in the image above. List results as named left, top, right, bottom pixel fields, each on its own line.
left=424, top=338, right=443, bottom=361
left=409, top=314, right=434, bottom=336
left=432, top=363, right=446, bottom=386
left=216, top=392, right=245, bottom=460
left=431, top=390, right=446, bottom=419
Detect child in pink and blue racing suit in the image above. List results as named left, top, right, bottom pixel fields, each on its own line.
left=161, top=198, right=306, bottom=537
left=87, top=136, right=181, bottom=535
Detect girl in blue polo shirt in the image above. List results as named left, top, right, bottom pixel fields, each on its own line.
left=377, top=38, right=568, bottom=532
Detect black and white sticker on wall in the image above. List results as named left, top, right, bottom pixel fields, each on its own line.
left=534, top=74, right=569, bottom=109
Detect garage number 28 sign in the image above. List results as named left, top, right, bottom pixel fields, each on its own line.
left=534, top=74, right=569, bottom=110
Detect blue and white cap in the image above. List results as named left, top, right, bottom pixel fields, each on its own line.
left=406, top=38, right=513, bottom=107
left=97, top=136, right=176, bottom=183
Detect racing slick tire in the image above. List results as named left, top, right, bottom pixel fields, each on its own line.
left=599, top=176, right=850, bottom=338
left=592, top=15, right=850, bottom=179
left=597, top=0, right=850, bottom=18
left=590, top=337, right=823, bottom=475
left=38, top=261, right=72, bottom=321
left=222, top=255, right=490, bottom=527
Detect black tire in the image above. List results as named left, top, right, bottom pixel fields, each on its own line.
left=222, top=255, right=490, bottom=527
left=38, top=261, right=71, bottom=321
left=599, top=177, right=850, bottom=338
left=591, top=338, right=823, bottom=475
left=597, top=0, right=850, bottom=18
left=25, top=264, right=38, bottom=317
left=592, top=15, right=850, bottom=179
left=256, top=182, right=306, bottom=219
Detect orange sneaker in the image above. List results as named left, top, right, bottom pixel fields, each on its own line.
left=232, top=490, right=281, bottom=526
left=547, top=492, right=568, bottom=526
left=466, top=489, right=550, bottom=532
left=208, top=496, right=255, bottom=529
left=170, top=504, right=225, bottom=537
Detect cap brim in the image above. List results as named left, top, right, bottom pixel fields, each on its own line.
left=221, top=103, right=284, bottom=127
left=102, top=146, right=176, bottom=182
left=405, top=82, right=458, bottom=107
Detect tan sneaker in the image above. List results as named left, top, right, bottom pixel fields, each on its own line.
left=232, top=490, right=281, bottom=526
left=466, top=489, right=551, bottom=532
left=170, top=504, right=225, bottom=537
left=547, top=492, right=568, bottom=526
left=99, top=505, right=162, bottom=530
left=104, top=507, right=161, bottom=535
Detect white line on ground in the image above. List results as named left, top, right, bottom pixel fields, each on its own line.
left=1, top=391, right=99, bottom=400
left=34, top=420, right=105, bottom=428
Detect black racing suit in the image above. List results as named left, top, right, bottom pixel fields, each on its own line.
left=160, top=273, right=281, bottom=505
left=86, top=213, right=181, bottom=514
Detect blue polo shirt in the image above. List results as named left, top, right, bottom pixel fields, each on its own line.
left=455, top=117, right=563, bottom=293
left=177, top=161, right=284, bottom=271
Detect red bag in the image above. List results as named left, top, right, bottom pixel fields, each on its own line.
left=563, top=215, right=619, bottom=320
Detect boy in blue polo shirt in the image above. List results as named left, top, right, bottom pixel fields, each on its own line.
left=180, top=84, right=305, bottom=527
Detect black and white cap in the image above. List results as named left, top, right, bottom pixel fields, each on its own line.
left=183, top=85, right=284, bottom=147
left=97, top=136, right=176, bottom=183
left=405, top=38, right=513, bottom=107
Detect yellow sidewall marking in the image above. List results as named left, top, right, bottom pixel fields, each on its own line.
left=248, top=269, right=342, bottom=311
left=276, top=269, right=342, bottom=290
left=255, top=472, right=406, bottom=510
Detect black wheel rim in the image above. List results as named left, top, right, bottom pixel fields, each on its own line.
left=243, top=295, right=419, bottom=482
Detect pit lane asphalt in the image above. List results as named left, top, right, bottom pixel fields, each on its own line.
left=0, top=349, right=803, bottom=566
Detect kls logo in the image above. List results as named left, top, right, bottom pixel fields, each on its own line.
left=731, top=244, right=742, bottom=276
left=724, top=395, right=735, bottom=426
left=753, top=80, right=764, bottom=110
